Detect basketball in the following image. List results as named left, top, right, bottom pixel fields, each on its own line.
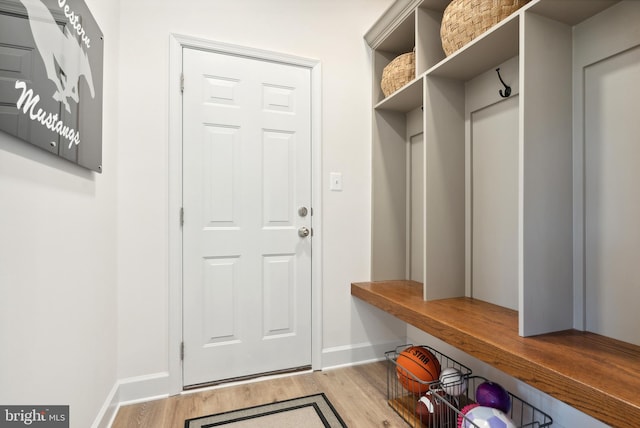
left=396, top=346, right=441, bottom=394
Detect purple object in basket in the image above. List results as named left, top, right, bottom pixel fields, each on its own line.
left=476, top=381, right=511, bottom=414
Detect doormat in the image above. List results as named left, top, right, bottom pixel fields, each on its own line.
left=185, top=393, right=348, bottom=428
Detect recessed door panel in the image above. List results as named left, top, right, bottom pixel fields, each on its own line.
left=202, top=257, right=238, bottom=345
left=203, top=125, right=239, bottom=226
left=471, top=96, right=519, bottom=311
left=585, top=45, right=640, bottom=346
left=263, top=255, right=295, bottom=337
left=410, top=133, right=424, bottom=283
left=263, top=131, right=294, bottom=226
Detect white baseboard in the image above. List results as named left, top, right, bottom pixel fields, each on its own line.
left=91, top=382, right=119, bottom=428
left=117, top=372, right=171, bottom=405
left=321, top=340, right=405, bottom=369
left=91, top=372, right=171, bottom=427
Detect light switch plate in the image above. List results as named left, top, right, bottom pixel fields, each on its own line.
left=330, top=172, right=342, bottom=191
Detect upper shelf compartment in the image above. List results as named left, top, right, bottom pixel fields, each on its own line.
left=427, top=13, right=519, bottom=81
left=368, top=0, right=449, bottom=105
left=527, top=0, right=620, bottom=26
left=365, top=0, right=449, bottom=50
left=427, top=0, right=619, bottom=81
left=375, top=76, right=423, bottom=112
left=368, top=0, right=620, bottom=85
left=376, top=9, right=415, bottom=54
left=423, top=0, right=619, bottom=81
left=371, top=10, right=416, bottom=105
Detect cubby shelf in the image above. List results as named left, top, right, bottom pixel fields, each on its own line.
left=426, top=12, right=519, bottom=80
left=527, top=0, right=617, bottom=26
left=363, top=0, right=640, bottom=426
left=374, top=76, right=423, bottom=112
left=351, top=280, right=640, bottom=428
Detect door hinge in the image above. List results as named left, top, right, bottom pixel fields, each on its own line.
left=180, top=342, right=184, bottom=361
left=180, top=73, right=184, bottom=93
left=180, top=207, right=184, bottom=226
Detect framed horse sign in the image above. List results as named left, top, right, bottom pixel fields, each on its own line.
left=0, top=0, right=104, bottom=172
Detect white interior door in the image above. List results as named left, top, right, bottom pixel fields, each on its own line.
left=182, top=47, right=312, bottom=387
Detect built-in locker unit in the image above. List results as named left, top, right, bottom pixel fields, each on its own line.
left=367, top=0, right=640, bottom=343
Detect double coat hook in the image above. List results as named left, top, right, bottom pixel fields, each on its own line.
left=496, top=68, right=511, bottom=98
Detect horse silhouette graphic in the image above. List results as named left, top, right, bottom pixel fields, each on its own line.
left=19, top=0, right=95, bottom=113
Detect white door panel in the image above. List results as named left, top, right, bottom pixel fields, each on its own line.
left=471, top=96, right=519, bottom=311
left=585, top=45, right=640, bottom=346
left=410, top=133, right=424, bottom=282
left=182, top=48, right=312, bottom=386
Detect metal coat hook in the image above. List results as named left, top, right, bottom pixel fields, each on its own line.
left=496, top=68, right=511, bottom=98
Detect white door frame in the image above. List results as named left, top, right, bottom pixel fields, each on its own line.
left=168, top=34, right=323, bottom=394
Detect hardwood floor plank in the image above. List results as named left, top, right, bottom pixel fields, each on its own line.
left=111, top=362, right=409, bottom=428
left=112, top=398, right=168, bottom=428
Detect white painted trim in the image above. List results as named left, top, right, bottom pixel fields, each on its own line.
left=171, top=34, right=319, bottom=68
left=364, top=0, right=420, bottom=48
left=91, top=382, right=119, bottom=428
left=168, top=33, right=184, bottom=395
left=320, top=340, right=405, bottom=370
left=168, top=34, right=323, bottom=394
left=118, top=372, right=171, bottom=405
left=363, top=0, right=450, bottom=49
left=90, top=373, right=171, bottom=428
left=310, top=62, right=323, bottom=372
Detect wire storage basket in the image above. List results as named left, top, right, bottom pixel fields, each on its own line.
left=440, top=0, right=531, bottom=56
left=386, top=345, right=472, bottom=427
left=429, top=376, right=553, bottom=428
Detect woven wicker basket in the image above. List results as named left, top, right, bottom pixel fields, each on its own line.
left=381, top=51, right=415, bottom=97
left=441, top=0, right=530, bottom=56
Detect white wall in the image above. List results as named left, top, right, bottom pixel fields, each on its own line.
left=116, top=0, right=405, bottom=383
left=0, top=1, right=620, bottom=426
left=0, top=0, right=120, bottom=427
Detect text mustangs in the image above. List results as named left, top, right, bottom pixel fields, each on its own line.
left=15, top=80, right=81, bottom=149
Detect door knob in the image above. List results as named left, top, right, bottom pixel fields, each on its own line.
left=298, top=227, right=310, bottom=237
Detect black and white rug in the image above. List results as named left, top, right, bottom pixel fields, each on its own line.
left=185, top=393, right=347, bottom=428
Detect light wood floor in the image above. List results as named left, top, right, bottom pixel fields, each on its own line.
left=112, top=361, right=409, bottom=427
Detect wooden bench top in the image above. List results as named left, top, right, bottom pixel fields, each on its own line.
left=352, top=280, right=640, bottom=427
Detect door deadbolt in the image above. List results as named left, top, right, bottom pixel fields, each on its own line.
left=298, top=207, right=308, bottom=217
